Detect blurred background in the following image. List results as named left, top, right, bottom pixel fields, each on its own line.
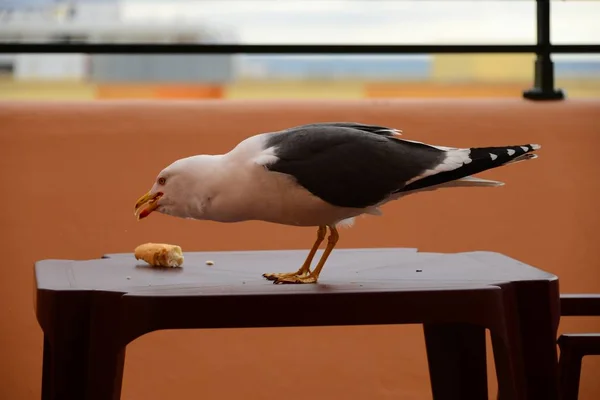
left=1, top=0, right=599, bottom=101
left=2, top=2, right=600, bottom=400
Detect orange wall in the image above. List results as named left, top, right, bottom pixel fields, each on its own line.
left=364, top=82, right=533, bottom=98
left=1, top=99, right=600, bottom=399
left=95, top=84, right=224, bottom=100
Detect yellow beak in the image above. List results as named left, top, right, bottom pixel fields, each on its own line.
left=134, top=191, right=162, bottom=220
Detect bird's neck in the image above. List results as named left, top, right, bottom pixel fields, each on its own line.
left=175, top=155, right=230, bottom=221
left=192, top=154, right=260, bottom=222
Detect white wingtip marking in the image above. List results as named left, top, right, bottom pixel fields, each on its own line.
left=490, top=153, right=498, bottom=161
left=520, top=146, right=529, bottom=152
left=507, top=149, right=516, bottom=156
left=531, top=144, right=541, bottom=150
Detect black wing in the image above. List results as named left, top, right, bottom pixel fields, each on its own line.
left=264, top=123, right=445, bottom=208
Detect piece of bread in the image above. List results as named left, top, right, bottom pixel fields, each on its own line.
left=134, top=243, right=184, bottom=268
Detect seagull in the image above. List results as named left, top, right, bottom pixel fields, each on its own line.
left=133, top=122, right=541, bottom=284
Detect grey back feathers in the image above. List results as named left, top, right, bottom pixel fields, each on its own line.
left=263, top=122, right=540, bottom=209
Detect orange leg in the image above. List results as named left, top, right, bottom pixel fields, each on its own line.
left=262, top=225, right=327, bottom=281
left=274, top=226, right=339, bottom=284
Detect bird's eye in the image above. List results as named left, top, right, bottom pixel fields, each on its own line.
left=157, top=177, right=166, bottom=185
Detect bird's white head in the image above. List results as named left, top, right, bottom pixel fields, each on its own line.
left=133, top=155, right=222, bottom=221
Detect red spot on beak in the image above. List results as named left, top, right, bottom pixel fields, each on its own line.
left=134, top=191, right=163, bottom=220
left=138, top=208, right=152, bottom=220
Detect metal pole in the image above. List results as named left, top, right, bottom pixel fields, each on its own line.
left=523, top=0, right=565, bottom=100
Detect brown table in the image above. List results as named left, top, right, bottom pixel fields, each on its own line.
left=34, top=248, right=560, bottom=400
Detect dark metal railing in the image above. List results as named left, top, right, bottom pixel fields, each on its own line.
left=3, top=44, right=599, bottom=55
left=525, top=0, right=564, bottom=100
left=1, top=0, right=599, bottom=101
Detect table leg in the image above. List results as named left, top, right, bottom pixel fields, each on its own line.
left=42, top=332, right=91, bottom=400
left=557, top=343, right=583, bottom=400
left=38, top=290, right=92, bottom=400
left=423, top=323, right=488, bottom=400
left=84, top=293, right=128, bottom=400
left=41, top=329, right=125, bottom=400
left=490, top=330, right=525, bottom=400
left=85, top=345, right=126, bottom=400
left=514, top=280, right=561, bottom=400
left=38, top=290, right=128, bottom=400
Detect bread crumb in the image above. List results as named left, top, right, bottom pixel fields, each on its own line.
left=134, top=243, right=184, bottom=268
left=206, top=260, right=214, bottom=266
left=126, top=276, right=131, bottom=280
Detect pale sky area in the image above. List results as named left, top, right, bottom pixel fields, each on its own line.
left=119, top=0, right=600, bottom=46
left=1, top=0, right=598, bottom=61
left=2, top=0, right=599, bottom=46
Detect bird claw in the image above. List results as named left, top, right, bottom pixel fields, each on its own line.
left=262, top=272, right=291, bottom=281
left=272, top=275, right=318, bottom=284
left=262, top=271, right=317, bottom=284
left=262, top=271, right=308, bottom=281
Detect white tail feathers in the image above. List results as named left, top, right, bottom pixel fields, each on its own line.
left=452, top=176, right=505, bottom=187
left=400, top=175, right=504, bottom=196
